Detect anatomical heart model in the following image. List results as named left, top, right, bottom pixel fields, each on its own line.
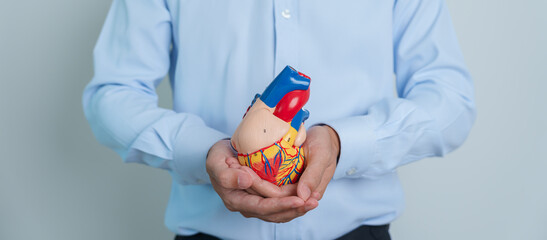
left=231, top=66, right=311, bottom=186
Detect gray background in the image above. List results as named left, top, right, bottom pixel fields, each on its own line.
left=1, top=0, right=545, bottom=239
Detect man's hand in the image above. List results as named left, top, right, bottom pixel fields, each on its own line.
left=297, top=125, right=340, bottom=201
left=206, top=139, right=316, bottom=223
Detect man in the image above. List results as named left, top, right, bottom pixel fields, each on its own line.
left=83, top=0, right=475, bottom=239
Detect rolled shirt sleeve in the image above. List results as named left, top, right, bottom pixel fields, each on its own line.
left=82, top=0, right=228, bottom=185
left=327, top=0, right=476, bottom=180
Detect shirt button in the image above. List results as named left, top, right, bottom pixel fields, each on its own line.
left=346, top=168, right=357, bottom=176
left=196, top=179, right=205, bottom=184
left=281, top=9, right=291, bottom=19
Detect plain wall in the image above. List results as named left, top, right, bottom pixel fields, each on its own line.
left=1, top=0, right=545, bottom=239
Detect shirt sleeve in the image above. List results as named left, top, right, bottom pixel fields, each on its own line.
left=326, top=0, right=477, bottom=180
left=82, top=0, right=228, bottom=185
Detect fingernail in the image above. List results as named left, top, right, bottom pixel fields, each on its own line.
left=304, top=202, right=317, bottom=211
left=237, top=175, right=251, bottom=188
left=292, top=199, right=304, bottom=208
left=312, top=191, right=321, bottom=200
left=300, top=186, right=311, bottom=201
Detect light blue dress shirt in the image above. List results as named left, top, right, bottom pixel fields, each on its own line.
left=83, top=0, right=476, bottom=239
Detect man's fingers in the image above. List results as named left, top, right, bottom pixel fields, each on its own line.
left=297, top=158, right=326, bottom=201
left=240, top=167, right=294, bottom=198
left=208, top=139, right=311, bottom=224
left=215, top=167, right=253, bottom=189
left=206, top=147, right=234, bottom=176
left=225, top=157, right=240, bottom=167
left=229, top=190, right=304, bottom=216
left=223, top=164, right=298, bottom=198
left=311, top=165, right=336, bottom=200
left=241, top=195, right=317, bottom=223
left=311, top=192, right=321, bottom=201
left=207, top=145, right=252, bottom=190
left=278, top=183, right=298, bottom=196
left=298, top=197, right=319, bottom=214
left=245, top=188, right=260, bottom=196
left=241, top=207, right=307, bottom=223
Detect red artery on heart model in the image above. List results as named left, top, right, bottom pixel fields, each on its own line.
left=231, top=66, right=311, bottom=186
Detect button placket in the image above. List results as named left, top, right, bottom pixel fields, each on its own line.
left=273, top=2, right=300, bottom=237
left=273, top=0, right=298, bottom=75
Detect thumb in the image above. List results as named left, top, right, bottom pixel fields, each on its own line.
left=215, top=167, right=253, bottom=190
left=297, top=161, right=324, bottom=201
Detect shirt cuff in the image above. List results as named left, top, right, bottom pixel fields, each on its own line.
left=322, top=116, right=378, bottom=180
left=172, top=115, right=229, bottom=185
